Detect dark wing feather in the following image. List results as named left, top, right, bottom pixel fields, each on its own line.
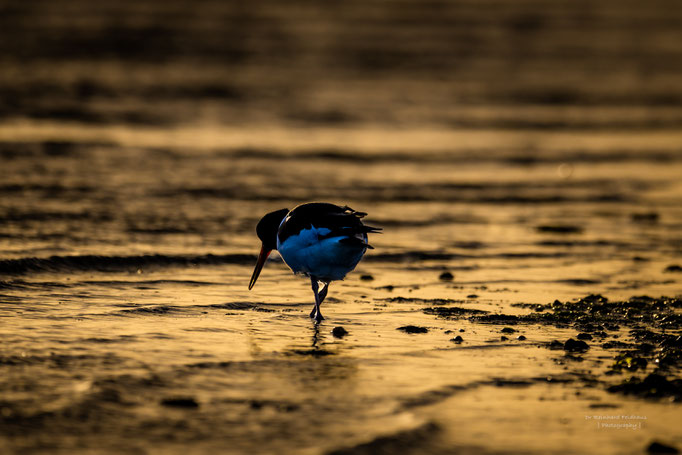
left=339, top=236, right=374, bottom=249
left=278, top=203, right=382, bottom=246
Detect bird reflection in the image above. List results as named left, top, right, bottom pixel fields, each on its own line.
left=310, top=321, right=322, bottom=349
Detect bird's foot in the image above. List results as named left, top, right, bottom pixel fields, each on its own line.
left=309, top=307, right=325, bottom=322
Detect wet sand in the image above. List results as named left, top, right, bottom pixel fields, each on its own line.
left=1, top=1, right=682, bottom=454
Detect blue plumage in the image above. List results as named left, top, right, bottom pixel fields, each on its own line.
left=277, top=226, right=367, bottom=281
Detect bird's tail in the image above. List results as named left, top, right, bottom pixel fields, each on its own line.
left=363, top=225, right=382, bottom=234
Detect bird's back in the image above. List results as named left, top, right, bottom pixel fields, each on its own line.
left=276, top=203, right=379, bottom=281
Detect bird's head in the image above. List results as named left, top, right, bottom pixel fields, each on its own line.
left=249, top=208, right=289, bottom=290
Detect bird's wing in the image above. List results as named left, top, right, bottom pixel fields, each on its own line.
left=278, top=203, right=382, bottom=247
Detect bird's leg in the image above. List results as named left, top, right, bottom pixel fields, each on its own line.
left=318, top=281, right=329, bottom=304
left=314, top=281, right=330, bottom=321
left=309, top=276, right=324, bottom=322
left=309, top=276, right=320, bottom=320
left=315, top=281, right=329, bottom=322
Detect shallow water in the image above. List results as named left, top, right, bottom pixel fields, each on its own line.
left=2, top=0, right=682, bottom=453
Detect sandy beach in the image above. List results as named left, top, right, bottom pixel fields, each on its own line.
left=1, top=0, right=681, bottom=453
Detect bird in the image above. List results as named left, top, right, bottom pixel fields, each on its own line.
left=248, top=202, right=381, bottom=322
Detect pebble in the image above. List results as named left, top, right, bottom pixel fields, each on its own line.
left=564, top=338, right=590, bottom=352
left=160, top=397, right=199, bottom=408
left=549, top=340, right=564, bottom=350
left=397, top=325, right=428, bottom=334
left=332, top=326, right=349, bottom=338
left=439, top=271, right=454, bottom=281
left=646, top=441, right=679, bottom=454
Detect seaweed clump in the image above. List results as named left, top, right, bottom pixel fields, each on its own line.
left=541, top=295, right=682, bottom=401
left=532, top=294, right=682, bottom=330
left=426, top=294, right=682, bottom=401
left=607, top=374, right=682, bottom=401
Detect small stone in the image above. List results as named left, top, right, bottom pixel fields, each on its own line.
left=612, top=354, right=647, bottom=372
left=332, top=326, right=349, bottom=338
left=646, top=441, right=679, bottom=454
left=577, top=332, right=593, bottom=341
left=439, top=271, right=454, bottom=281
left=631, top=212, right=659, bottom=223
left=452, top=336, right=463, bottom=343
left=467, top=294, right=478, bottom=299
left=501, top=327, right=516, bottom=334
left=360, top=274, right=374, bottom=281
left=517, top=335, right=527, bottom=341
left=536, top=224, right=582, bottom=234
left=250, top=400, right=263, bottom=409
left=501, top=336, right=508, bottom=341
left=459, top=329, right=465, bottom=333
left=397, top=325, right=428, bottom=334
left=564, top=338, right=589, bottom=352
left=160, top=397, right=199, bottom=408
left=549, top=340, right=564, bottom=350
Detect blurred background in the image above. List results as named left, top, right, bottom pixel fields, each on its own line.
left=2, top=0, right=682, bottom=127
left=1, top=0, right=681, bottom=260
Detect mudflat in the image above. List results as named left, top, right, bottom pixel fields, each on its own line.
left=1, top=1, right=681, bottom=454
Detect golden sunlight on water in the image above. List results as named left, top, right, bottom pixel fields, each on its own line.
left=1, top=0, right=682, bottom=454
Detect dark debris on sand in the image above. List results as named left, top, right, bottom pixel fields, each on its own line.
left=608, top=374, right=682, bottom=401
left=327, top=422, right=440, bottom=455
left=611, top=354, right=648, bottom=372
left=288, top=349, right=335, bottom=357
left=564, top=338, right=590, bottom=352
left=387, top=297, right=467, bottom=305
left=423, top=306, right=488, bottom=318
left=631, top=212, right=660, bottom=224
left=471, top=294, right=681, bottom=331
left=535, top=224, right=583, bottom=234
left=160, top=397, right=199, bottom=408
left=332, top=327, right=349, bottom=338
left=425, top=294, right=682, bottom=401
left=438, top=271, right=454, bottom=281
left=397, top=325, right=429, bottom=334
left=646, top=441, right=680, bottom=454
left=545, top=296, right=682, bottom=400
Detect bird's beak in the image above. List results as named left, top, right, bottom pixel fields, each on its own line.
left=248, top=245, right=271, bottom=290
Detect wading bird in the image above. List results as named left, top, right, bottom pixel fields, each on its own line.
left=248, top=203, right=381, bottom=322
